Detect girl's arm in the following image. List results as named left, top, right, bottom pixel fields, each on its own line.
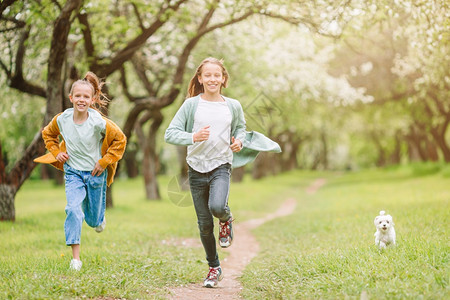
left=41, top=114, right=63, bottom=158
left=98, top=121, right=127, bottom=170
left=233, top=101, right=246, bottom=145
left=164, top=101, right=195, bottom=146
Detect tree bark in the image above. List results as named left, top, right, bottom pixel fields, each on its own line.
left=320, top=130, right=329, bottom=169
left=430, top=126, right=450, bottom=162
left=252, top=152, right=271, bottom=179
left=176, top=146, right=189, bottom=190
left=123, top=142, right=139, bottom=178
left=0, top=184, right=15, bottom=221
left=135, top=110, right=163, bottom=200
left=106, top=186, right=113, bottom=208
left=278, top=131, right=300, bottom=172
left=232, top=166, right=245, bottom=182
left=388, top=131, right=402, bottom=165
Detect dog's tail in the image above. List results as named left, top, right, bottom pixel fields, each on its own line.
left=379, top=210, right=386, bottom=216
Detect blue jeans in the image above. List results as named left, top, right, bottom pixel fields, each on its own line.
left=188, top=163, right=232, bottom=268
left=63, top=163, right=107, bottom=245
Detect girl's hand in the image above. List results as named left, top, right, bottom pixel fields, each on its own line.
left=230, top=136, right=242, bottom=153
left=56, top=152, right=69, bottom=163
left=193, top=125, right=210, bottom=142
left=91, top=162, right=105, bottom=176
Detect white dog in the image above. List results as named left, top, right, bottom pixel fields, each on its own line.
left=374, top=210, right=396, bottom=249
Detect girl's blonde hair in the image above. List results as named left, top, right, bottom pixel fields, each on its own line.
left=187, top=57, right=229, bottom=98
left=69, top=71, right=109, bottom=111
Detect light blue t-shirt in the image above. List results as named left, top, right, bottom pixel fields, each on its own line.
left=57, top=108, right=106, bottom=171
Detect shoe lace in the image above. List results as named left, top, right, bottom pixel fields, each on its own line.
left=219, top=218, right=233, bottom=238
left=207, top=267, right=219, bottom=280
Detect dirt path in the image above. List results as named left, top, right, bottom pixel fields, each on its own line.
left=167, top=179, right=325, bottom=299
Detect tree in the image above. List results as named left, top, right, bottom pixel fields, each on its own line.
left=329, top=0, right=449, bottom=165
left=116, top=0, right=357, bottom=196
left=0, top=0, right=360, bottom=220
left=0, top=0, right=82, bottom=221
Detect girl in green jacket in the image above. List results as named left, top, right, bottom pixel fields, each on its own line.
left=165, top=57, right=280, bottom=288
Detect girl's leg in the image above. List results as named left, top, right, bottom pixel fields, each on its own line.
left=209, top=163, right=232, bottom=222
left=189, top=166, right=220, bottom=268
left=209, top=163, right=233, bottom=248
left=83, top=170, right=107, bottom=228
left=64, top=164, right=87, bottom=248
left=71, top=244, right=80, bottom=260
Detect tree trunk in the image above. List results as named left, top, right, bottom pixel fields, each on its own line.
left=123, top=143, right=139, bottom=178
left=252, top=152, right=271, bottom=179
left=0, top=133, right=46, bottom=221
left=405, top=125, right=427, bottom=162
left=425, top=138, right=439, bottom=161
left=430, top=127, right=450, bottom=162
left=407, top=139, right=421, bottom=162
left=320, top=130, right=329, bottom=169
left=389, top=132, right=402, bottom=165
left=40, top=164, right=50, bottom=180
left=287, top=142, right=299, bottom=170
left=0, top=184, right=16, bottom=221
left=142, top=143, right=160, bottom=199
left=106, top=186, right=113, bottom=208
left=177, top=146, right=190, bottom=190
left=136, top=109, right=163, bottom=200
left=279, top=131, right=300, bottom=172
left=231, top=166, right=245, bottom=182
left=0, top=0, right=81, bottom=221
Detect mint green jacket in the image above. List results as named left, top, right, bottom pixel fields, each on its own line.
left=164, top=95, right=281, bottom=168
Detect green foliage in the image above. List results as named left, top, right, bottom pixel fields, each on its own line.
left=0, top=89, right=45, bottom=170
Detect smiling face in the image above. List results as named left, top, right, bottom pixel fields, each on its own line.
left=197, top=62, right=225, bottom=96
left=374, top=215, right=393, bottom=231
left=69, top=82, right=94, bottom=114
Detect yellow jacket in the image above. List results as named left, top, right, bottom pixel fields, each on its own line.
left=34, top=112, right=127, bottom=186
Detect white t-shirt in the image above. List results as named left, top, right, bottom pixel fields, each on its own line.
left=187, top=98, right=232, bottom=173
left=57, top=108, right=106, bottom=171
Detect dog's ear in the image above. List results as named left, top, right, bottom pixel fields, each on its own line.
left=374, top=216, right=380, bottom=225
left=387, top=215, right=394, bottom=225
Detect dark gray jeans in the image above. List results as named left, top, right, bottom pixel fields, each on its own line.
left=188, top=163, right=232, bottom=267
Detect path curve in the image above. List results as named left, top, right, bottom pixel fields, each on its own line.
left=167, top=179, right=325, bottom=299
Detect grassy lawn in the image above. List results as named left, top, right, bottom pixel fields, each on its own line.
left=241, top=165, right=449, bottom=299
left=0, top=165, right=448, bottom=299
left=0, top=170, right=315, bottom=299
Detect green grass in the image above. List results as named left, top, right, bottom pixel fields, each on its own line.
left=1, top=166, right=449, bottom=299
left=241, top=167, right=450, bottom=299
left=0, top=171, right=315, bottom=299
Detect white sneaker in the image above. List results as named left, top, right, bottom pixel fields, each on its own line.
left=219, top=216, right=233, bottom=248
left=95, top=218, right=106, bottom=233
left=204, top=266, right=223, bottom=288
left=69, top=259, right=82, bottom=271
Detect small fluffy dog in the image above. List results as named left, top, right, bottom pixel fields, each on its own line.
left=374, top=210, right=396, bottom=249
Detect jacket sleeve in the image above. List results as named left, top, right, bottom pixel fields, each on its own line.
left=233, top=101, right=246, bottom=145
left=98, top=120, right=127, bottom=169
left=164, top=101, right=194, bottom=146
left=41, top=114, right=62, bottom=158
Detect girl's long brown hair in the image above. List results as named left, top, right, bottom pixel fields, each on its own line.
left=187, top=57, right=229, bottom=98
left=69, top=71, right=109, bottom=111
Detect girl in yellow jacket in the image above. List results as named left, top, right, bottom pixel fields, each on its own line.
left=35, top=72, right=126, bottom=271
